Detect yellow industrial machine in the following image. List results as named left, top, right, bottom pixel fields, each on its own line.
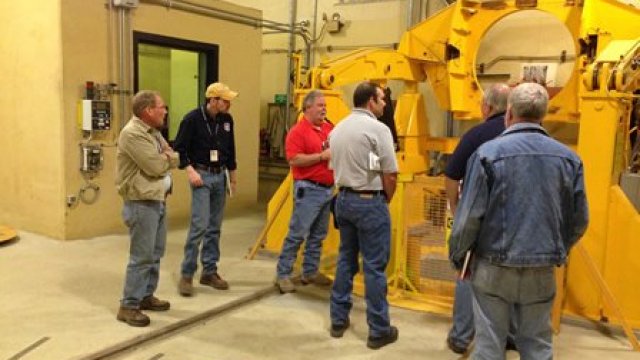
left=250, top=0, right=640, bottom=346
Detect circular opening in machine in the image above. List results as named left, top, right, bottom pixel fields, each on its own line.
left=475, top=10, right=577, bottom=98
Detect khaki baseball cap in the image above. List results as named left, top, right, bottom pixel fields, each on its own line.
left=205, top=82, right=238, bottom=101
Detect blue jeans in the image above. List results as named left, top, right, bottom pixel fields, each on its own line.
left=449, top=279, right=518, bottom=350
left=448, top=279, right=475, bottom=349
left=121, top=200, right=167, bottom=308
left=471, top=260, right=555, bottom=360
left=276, top=180, right=332, bottom=278
left=330, top=191, right=391, bottom=338
left=181, top=170, right=226, bottom=277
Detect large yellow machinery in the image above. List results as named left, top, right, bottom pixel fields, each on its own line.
left=250, top=0, right=640, bottom=346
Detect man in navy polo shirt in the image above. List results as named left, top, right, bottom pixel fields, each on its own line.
left=445, top=83, right=511, bottom=354
left=275, top=90, right=334, bottom=293
left=174, top=82, right=238, bottom=296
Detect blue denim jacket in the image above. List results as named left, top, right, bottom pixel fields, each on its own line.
left=449, top=123, right=589, bottom=268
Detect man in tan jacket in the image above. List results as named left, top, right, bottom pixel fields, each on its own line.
left=115, top=90, right=179, bottom=327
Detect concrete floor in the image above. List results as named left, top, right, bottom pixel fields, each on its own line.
left=0, top=206, right=638, bottom=360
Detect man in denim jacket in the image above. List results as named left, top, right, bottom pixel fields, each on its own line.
left=449, top=82, right=589, bottom=359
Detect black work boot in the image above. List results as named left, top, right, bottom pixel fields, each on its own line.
left=330, top=318, right=350, bottom=338
left=367, top=326, right=399, bottom=350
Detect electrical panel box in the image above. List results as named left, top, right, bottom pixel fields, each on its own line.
left=112, top=0, right=139, bottom=8
left=81, top=100, right=111, bottom=131
left=80, top=144, right=103, bottom=174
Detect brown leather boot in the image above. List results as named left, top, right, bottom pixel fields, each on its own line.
left=178, top=277, right=193, bottom=297
left=140, top=295, right=170, bottom=311
left=117, top=307, right=150, bottom=327
left=301, top=272, right=333, bottom=286
left=275, top=277, right=296, bottom=293
left=200, top=273, right=229, bottom=290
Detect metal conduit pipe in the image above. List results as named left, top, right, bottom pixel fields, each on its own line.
left=285, top=0, right=297, bottom=129
left=107, top=0, right=114, bottom=87
left=118, top=7, right=127, bottom=131
left=480, top=54, right=576, bottom=71
left=262, top=42, right=399, bottom=54
left=309, top=0, right=319, bottom=69
left=176, top=0, right=301, bottom=30
left=140, top=0, right=311, bottom=60
left=406, top=0, right=415, bottom=28
left=317, top=43, right=398, bottom=52
left=140, top=0, right=302, bottom=34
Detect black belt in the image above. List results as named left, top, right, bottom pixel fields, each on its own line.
left=302, top=179, right=334, bottom=188
left=339, top=187, right=384, bottom=196
left=193, top=163, right=224, bottom=174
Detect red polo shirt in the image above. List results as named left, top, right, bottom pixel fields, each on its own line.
left=285, top=117, right=334, bottom=185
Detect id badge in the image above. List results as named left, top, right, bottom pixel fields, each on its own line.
left=210, top=150, right=219, bottom=162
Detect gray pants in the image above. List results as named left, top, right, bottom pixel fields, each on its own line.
left=470, top=259, right=555, bottom=360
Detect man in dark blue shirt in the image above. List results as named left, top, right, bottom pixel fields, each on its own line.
left=444, top=83, right=510, bottom=354
left=174, top=82, right=238, bottom=296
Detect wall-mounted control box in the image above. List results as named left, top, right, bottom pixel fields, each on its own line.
left=80, top=144, right=103, bottom=174
left=81, top=100, right=111, bottom=131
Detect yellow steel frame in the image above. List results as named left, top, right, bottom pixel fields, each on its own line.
left=250, top=0, right=640, bottom=346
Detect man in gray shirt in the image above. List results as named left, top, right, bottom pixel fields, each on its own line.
left=328, top=81, right=399, bottom=350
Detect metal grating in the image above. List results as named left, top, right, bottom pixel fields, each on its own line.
left=405, top=176, right=456, bottom=297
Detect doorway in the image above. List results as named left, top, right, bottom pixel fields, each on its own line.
left=133, top=32, right=219, bottom=142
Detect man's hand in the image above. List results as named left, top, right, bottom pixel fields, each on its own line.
left=229, top=170, right=237, bottom=195
left=288, top=150, right=331, bottom=167
left=319, top=149, right=331, bottom=161
left=186, top=165, right=204, bottom=187
left=382, top=172, right=397, bottom=203
left=162, top=148, right=175, bottom=161
left=445, top=176, right=461, bottom=216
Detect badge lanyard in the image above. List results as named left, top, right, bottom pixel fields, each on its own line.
left=201, top=106, right=219, bottom=138
left=202, top=106, right=221, bottom=163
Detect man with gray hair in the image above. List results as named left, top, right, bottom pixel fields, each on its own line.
left=449, top=82, right=589, bottom=359
left=444, top=83, right=512, bottom=354
left=275, top=90, right=334, bottom=293
left=116, top=90, right=178, bottom=326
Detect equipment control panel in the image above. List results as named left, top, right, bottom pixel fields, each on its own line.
left=81, top=99, right=111, bottom=131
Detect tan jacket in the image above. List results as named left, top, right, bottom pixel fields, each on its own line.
left=116, top=116, right=179, bottom=201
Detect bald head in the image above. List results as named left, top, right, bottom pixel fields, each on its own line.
left=482, top=83, right=510, bottom=118
left=506, top=82, right=549, bottom=125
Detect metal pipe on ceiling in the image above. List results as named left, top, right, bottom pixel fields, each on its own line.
left=140, top=0, right=312, bottom=67
left=140, top=0, right=303, bottom=34
left=480, top=54, right=576, bottom=72
left=262, top=42, right=399, bottom=54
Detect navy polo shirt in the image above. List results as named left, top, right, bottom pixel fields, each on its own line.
left=444, top=112, right=506, bottom=181
left=173, top=106, right=237, bottom=171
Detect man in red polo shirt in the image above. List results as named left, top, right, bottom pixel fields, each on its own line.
left=275, top=90, right=334, bottom=293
